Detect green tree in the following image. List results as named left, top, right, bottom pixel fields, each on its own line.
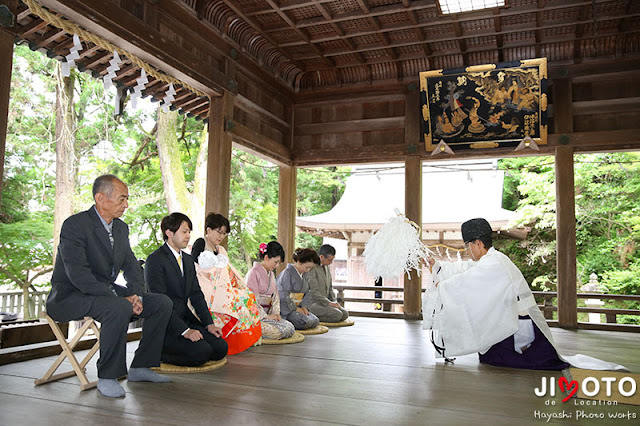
left=295, top=166, right=350, bottom=249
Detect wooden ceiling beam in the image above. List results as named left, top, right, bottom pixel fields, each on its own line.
left=452, top=20, right=467, bottom=67
left=535, top=0, right=545, bottom=58
left=112, top=62, right=139, bottom=82
left=34, top=27, right=66, bottom=46
left=79, top=50, right=111, bottom=69
left=292, top=21, right=640, bottom=63
left=297, top=28, right=640, bottom=69
left=170, top=93, right=198, bottom=109
left=493, top=9, right=503, bottom=63
left=220, top=0, right=331, bottom=70
left=17, top=18, right=48, bottom=38
left=354, top=0, right=397, bottom=60
left=291, top=129, right=640, bottom=167
left=403, top=5, right=431, bottom=58
left=273, top=0, right=599, bottom=32
left=262, top=0, right=334, bottom=68
left=311, top=0, right=365, bottom=64
left=280, top=12, right=638, bottom=54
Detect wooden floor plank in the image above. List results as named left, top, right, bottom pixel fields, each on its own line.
left=0, top=317, right=638, bottom=425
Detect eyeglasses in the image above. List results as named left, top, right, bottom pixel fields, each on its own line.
left=213, top=228, right=228, bottom=237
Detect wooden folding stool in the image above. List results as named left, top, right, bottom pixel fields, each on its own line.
left=34, top=315, right=100, bottom=391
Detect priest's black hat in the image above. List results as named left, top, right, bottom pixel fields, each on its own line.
left=461, top=218, right=493, bottom=243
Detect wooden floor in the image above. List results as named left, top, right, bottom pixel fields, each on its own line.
left=0, top=317, right=638, bottom=425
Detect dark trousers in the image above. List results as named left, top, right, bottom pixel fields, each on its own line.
left=479, top=315, right=570, bottom=371
left=86, top=293, right=172, bottom=379
left=161, top=323, right=228, bottom=366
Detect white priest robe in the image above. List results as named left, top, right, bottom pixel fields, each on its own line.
left=422, top=247, right=627, bottom=371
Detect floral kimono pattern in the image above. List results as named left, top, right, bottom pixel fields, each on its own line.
left=196, top=246, right=261, bottom=354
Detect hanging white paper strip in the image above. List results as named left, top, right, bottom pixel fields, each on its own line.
left=160, top=83, right=176, bottom=113
left=61, top=34, right=83, bottom=77
left=130, top=68, right=148, bottom=110
left=103, top=50, right=121, bottom=91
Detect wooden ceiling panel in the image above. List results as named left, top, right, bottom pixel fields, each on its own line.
left=305, top=23, right=338, bottom=38
left=541, top=25, right=577, bottom=41
left=596, top=0, right=631, bottom=17
left=324, top=0, right=363, bottom=16
left=252, top=12, right=289, bottom=30
left=395, top=44, right=425, bottom=58
left=387, top=29, right=420, bottom=43
left=377, top=11, right=412, bottom=29
left=460, top=18, right=494, bottom=33
left=360, top=49, right=392, bottom=61
left=425, top=23, right=456, bottom=38
left=333, top=53, right=366, bottom=66
left=503, top=45, right=537, bottom=61
left=510, top=0, right=538, bottom=7
left=468, top=50, right=500, bottom=65
left=414, top=6, right=440, bottom=22
left=431, top=54, right=464, bottom=70
left=502, top=12, right=537, bottom=27
left=352, top=33, right=385, bottom=48
left=338, top=18, right=375, bottom=35
left=504, top=30, right=536, bottom=45
left=368, top=0, right=405, bottom=7
left=316, top=39, right=353, bottom=53
left=287, top=5, right=324, bottom=22
left=542, top=6, right=583, bottom=24
left=233, top=0, right=272, bottom=14
left=270, top=29, right=302, bottom=44
left=429, top=39, right=459, bottom=53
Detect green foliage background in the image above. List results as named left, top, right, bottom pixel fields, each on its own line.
left=0, top=45, right=348, bottom=297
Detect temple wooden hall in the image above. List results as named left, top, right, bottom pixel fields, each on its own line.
left=1, top=0, right=640, bottom=423
left=1, top=317, right=639, bottom=425
left=2, top=0, right=640, bottom=322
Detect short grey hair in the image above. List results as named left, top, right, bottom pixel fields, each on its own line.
left=92, top=174, right=121, bottom=199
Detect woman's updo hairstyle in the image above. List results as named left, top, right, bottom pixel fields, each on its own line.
left=204, top=212, right=230, bottom=233
left=259, top=241, right=285, bottom=261
left=292, top=247, right=320, bottom=265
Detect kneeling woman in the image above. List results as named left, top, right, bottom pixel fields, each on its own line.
left=277, top=248, right=320, bottom=330
left=192, top=213, right=262, bottom=354
left=246, top=241, right=295, bottom=340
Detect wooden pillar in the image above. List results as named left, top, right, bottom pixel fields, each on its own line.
left=0, top=30, right=13, bottom=208
left=278, top=164, right=297, bottom=273
left=555, top=146, right=577, bottom=328
left=553, top=77, right=577, bottom=328
left=205, top=92, right=233, bottom=223
left=404, top=156, right=422, bottom=320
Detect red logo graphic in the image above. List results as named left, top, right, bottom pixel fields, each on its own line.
left=558, top=377, right=579, bottom=402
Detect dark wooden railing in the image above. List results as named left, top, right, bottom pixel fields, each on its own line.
left=335, top=285, right=640, bottom=332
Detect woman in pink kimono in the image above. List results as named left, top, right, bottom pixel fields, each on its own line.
left=192, top=213, right=261, bottom=354
left=246, top=241, right=295, bottom=340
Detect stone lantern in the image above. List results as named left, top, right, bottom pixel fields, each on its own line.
left=580, top=273, right=604, bottom=323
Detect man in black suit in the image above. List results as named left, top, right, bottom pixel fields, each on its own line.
left=47, top=175, right=173, bottom=398
left=145, top=213, right=228, bottom=366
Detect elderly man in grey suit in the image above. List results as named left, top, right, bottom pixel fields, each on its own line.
left=303, top=244, right=349, bottom=323
left=46, top=175, right=172, bottom=398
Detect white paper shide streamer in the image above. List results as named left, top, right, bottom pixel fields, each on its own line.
left=363, top=209, right=432, bottom=280
left=160, top=83, right=176, bottom=113
left=130, top=68, right=148, bottom=110
left=103, top=50, right=121, bottom=91
left=61, top=34, right=83, bottom=77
